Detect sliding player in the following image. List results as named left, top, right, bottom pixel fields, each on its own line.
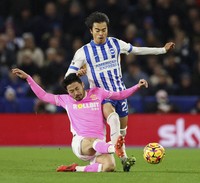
left=12, top=68, right=148, bottom=172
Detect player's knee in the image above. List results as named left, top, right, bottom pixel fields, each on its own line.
left=107, top=112, right=120, bottom=125
left=103, top=103, right=115, bottom=119
left=102, top=161, right=115, bottom=172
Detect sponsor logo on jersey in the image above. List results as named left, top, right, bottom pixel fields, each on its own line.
left=95, top=59, right=117, bottom=71
left=73, top=102, right=99, bottom=111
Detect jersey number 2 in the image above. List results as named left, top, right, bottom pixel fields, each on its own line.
left=122, top=101, right=128, bottom=112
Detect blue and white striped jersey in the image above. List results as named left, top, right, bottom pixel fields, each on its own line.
left=66, top=37, right=166, bottom=92
left=67, top=37, right=133, bottom=92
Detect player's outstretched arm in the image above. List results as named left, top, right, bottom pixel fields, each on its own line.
left=131, top=42, right=175, bottom=55
left=105, top=79, right=148, bottom=100
left=12, top=68, right=58, bottom=105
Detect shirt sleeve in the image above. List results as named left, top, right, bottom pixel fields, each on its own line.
left=64, top=47, right=86, bottom=77
left=118, top=39, right=133, bottom=54
left=131, top=46, right=166, bottom=55
left=118, top=39, right=166, bottom=55
left=101, top=84, right=140, bottom=100
left=26, top=76, right=61, bottom=106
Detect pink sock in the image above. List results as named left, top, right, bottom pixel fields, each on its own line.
left=84, top=163, right=102, bottom=172
left=92, top=140, right=111, bottom=154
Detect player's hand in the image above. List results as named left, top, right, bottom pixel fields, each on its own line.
left=164, top=42, right=175, bottom=52
left=77, top=68, right=87, bottom=77
left=12, top=68, right=29, bottom=79
left=138, top=79, right=148, bottom=88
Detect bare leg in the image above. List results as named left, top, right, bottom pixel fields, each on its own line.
left=57, top=138, right=116, bottom=172
left=76, top=154, right=116, bottom=172
left=120, top=116, right=128, bottom=129
left=95, top=154, right=116, bottom=172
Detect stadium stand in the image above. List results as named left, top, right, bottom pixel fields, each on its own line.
left=0, top=0, right=200, bottom=113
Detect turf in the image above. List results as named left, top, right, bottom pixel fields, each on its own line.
left=0, top=147, right=199, bottom=183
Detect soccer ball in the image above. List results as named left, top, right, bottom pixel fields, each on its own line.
left=143, top=142, right=165, bottom=164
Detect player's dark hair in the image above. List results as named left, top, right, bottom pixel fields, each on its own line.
left=62, top=73, right=82, bottom=92
left=85, top=11, right=110, bottom=29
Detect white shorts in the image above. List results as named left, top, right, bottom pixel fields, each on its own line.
left=71, top=135, right=100, bottom=163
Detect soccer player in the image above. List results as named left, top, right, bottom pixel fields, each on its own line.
left=12, top=68, right=148, bottom=172
left=64, top=11, right=175, bottom=171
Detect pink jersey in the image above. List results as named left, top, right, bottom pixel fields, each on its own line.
left=27, top=76, right=139, bottom=139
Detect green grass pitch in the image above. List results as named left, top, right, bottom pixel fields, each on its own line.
left=0, top=147, right=199, bottom=183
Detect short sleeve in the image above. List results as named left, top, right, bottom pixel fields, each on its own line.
left=118, top=39, right=133, bottom=55
left=65, top=47, right=86, bottom=75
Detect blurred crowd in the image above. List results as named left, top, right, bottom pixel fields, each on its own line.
left=0, top=0, right=200, bottom=113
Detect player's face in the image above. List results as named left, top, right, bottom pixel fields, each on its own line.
left=90, top=22, right=108, bottom=44
left=67, top=82, right=85, bottom=101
